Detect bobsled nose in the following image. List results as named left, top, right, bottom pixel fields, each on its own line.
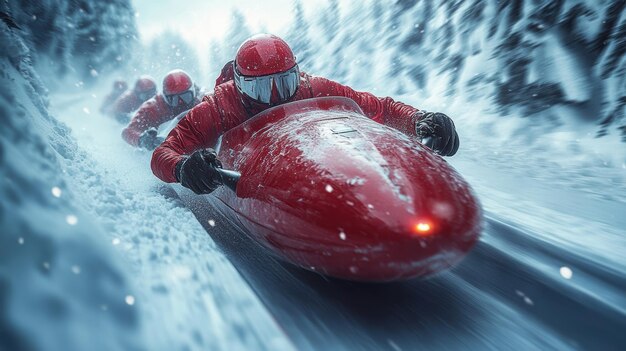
left=320, top=152, right=482, bottom=281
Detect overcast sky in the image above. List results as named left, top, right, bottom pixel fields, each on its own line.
left=132, top=0, right=330, bottom=53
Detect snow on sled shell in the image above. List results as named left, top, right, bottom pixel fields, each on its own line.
left=212, top=97, right=482, bottom=282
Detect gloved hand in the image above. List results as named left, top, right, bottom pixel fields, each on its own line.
left=138, top=127, right=164, bottom=150
left=176, top=149, right=223, bottom=195
left=415, top=112, right=460, bottom=156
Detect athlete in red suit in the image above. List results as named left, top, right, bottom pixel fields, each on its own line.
left=108, top=76, right=157, bottom=124
left=152, top=34, right=459, bottom=194
left=122, top=70, right=201, bottom=150
left=215, top=60, right=235, bottom=86
left=100, top=80, right=128, bottom=114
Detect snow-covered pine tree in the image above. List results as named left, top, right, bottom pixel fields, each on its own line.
left=6, top=0, right=138, bottom=82
left=287, top=0, right=311, bottom=69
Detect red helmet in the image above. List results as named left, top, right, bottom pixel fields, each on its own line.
left=134, top=75, right=157, bottom=94
left=235, top=34, right=296, bottom=76
left=162, top=69, right=196, bottom=108
left=234, top=34, right=300, bottom=105
left=114, top=80, right=128, bottom=91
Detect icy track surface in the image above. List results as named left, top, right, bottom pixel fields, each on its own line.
left=52, top=88, right=626, bottom=351
left=50, top=92, right=294, bottom=351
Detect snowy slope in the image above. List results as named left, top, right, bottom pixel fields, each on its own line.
left=49, top=86, right=294, bottom=351
left=0, top=19, right=142, bottom=351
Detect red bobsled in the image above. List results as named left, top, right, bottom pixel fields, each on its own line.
left=211, top=97, right=482, bottom=282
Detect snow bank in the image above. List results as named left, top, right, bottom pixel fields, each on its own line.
left=0, top=17, right=142, bottom=351
left=49, top=82, right=294, bottom=351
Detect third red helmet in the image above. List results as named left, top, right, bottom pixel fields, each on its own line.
left=134, top=75, right=157, bottom=93
left=114, top=80, right=128, bottom=91
left=134, top=75, right=157, bottom=102
left=163, top=69, right=193, bottom=95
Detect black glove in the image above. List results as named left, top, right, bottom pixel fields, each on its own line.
left=176, top=149, right=223, bottom=195
left=416, top=112, right=460, bottom=156
left=138, top=127, right=164, bottom=150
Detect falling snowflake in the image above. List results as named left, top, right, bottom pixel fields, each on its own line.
left=325, top=184, right=333, bottom=193
left=523, top=296, right=534, bottom=305
left=51, top=186, right=62, bottom=198
left=66, top=215, right=78, bottom=225
left=125, top=295, right=135, bottom=305
left=208, top=219, right=216, bottom=227
left=71, top=265, right=81, bottom=274
left=17, top=237, right=24, bottom=245
left=83, top=107, right=90, bottom=114
left=560, top=266, right=573, bottom=279
left=112, top=238, right=121, bottom=245
left=339, top=231, right=346, bottom=240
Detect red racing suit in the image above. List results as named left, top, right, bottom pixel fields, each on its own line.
left=151, top=72, right=423, bottom=183
left=108, top=90, right=147, bottom=121
left=100, top=88, right=126, bottom=114
left=215, top=60, right=235, bottom=87
left=122, top=94, right=201, bottom=146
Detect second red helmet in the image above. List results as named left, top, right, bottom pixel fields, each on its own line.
left=163, top=69, right=193, bottom=96
left=134, top=75, right=157, bottom=93
left=134, top=75, right=157, bottom=102
left=163, top=69, right=196, bottom=108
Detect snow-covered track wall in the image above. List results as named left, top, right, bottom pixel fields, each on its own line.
left=0, top=5, right=142, bottom=351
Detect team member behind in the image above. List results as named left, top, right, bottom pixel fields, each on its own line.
left=108, top=75, right=157, bottom=124
left=215, top=60, right=235, bottom=86
left=122, top=69, right=201, bottom=150
left=100, top=80, right=128, bottom=114
left=152, top=34, right=459, bottom=194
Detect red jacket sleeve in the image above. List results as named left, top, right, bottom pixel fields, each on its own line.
left=215, top=60, right=235, bottom=87
left=111, top=91, right=138, bottom=115
left=122, top=99, right=162, bottom=146
left=100, top=92, right=121, bottom=114
left=150, top=101, right=223, bottom=183
left=308, top=76, right=423, bottom=137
